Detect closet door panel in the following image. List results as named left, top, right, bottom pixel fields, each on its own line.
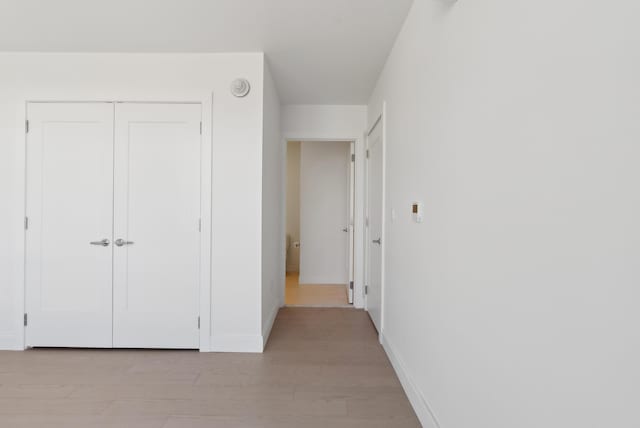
left=25, top=102, right=114, bottom=348
left=113, top=103, right=201, bottom=349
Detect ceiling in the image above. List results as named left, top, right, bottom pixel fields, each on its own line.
left=0, top=0, right=413, bottom=104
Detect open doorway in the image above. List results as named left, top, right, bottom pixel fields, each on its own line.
left=285, top=140, right=355, bottom=307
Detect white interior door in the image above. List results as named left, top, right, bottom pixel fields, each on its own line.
left=25, top=102, right=114, bottom=348
left=367, top=121, right=384, bottom=333
left=113, top=103, right=201, bottom=349
left=299, top=141, right=351, bottom=285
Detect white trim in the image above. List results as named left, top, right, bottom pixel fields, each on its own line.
left=364, top=103, right=387, bottom=336
left=380, top=103, right=387, bottom=336
left=283, top=134, right=366, bottom=309
left=261, top=304, right=280, bottom=350
left=256, top=77, right=264, bottom=359
left=364, top=133, right=370, bottom=313
left=348, top=141, right=356, bottom=304
left=279, top=126, right=288, bottom=309
left=198, top=94, right=214, bottom=352
left=210, top=334, right=263, bottom=353
left=382, top=333, right=441, bottom=428
left=17, top=102, right=27, bottom=351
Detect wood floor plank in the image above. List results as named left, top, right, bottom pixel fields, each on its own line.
left=102, top=397, right=348, bottom=418
left=67, top=384, right=295, bottom=401
left=0, top=414, right=167, bottom=428
left=0, top=398, right=111, bottom=415
left=0, top=384, right=76, bottom=399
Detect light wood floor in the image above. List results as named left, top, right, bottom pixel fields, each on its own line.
left=0, top=308, right=420, bottom=427
left=285, top=272, right=350, bottom=307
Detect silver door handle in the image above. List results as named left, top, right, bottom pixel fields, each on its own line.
left=342, top=227, right=349, bottom=233
left=372, top=238, right=382, bottom=245
left=90, top=239, right=110, bottom=247
left=115, top=239, right=134, bottom=247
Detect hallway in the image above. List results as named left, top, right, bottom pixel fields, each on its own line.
left=0, top=308, right=419, bottom=427
left=285, top=273, right=350, bottom=307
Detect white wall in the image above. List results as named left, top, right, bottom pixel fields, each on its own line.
left=369, top=1, right=640, bottom=427
left=260, top=60, right=284, bottom=348
left=299, top=141, right=351, bottom=285
left=286, top=141, right=301, bottom=272
left=282, top=105, right=367, bottom=306
left=0, top=53, right=265, bottom=352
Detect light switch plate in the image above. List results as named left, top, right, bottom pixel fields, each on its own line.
left=412, top=202, right=423, bottom=223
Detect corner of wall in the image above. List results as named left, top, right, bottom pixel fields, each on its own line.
left=261, top=302, right=280, bottom=350
left=260, top=55, right=284, bottom=350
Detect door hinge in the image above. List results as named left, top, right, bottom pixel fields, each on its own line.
left=200, top=122, right=202, bottom=135
left=365, top=285, right=369, bottom=295
left=197, top=316, right=200, bottom=330
left=23, top=313, right=27, bottom=326
left=198, top=218, right=202, bottom=232
left=25, top=120, right=29, bottom=134
left=366, top=149, right=370, bottom=159
left=365, top=217, right=369, bottom=227
left=351, top=154, right=355, bottom=162
left=349, top=281, right=354, bottom=290
left=24, top=217, right=29, bottom=230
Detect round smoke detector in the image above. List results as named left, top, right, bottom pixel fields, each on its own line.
left=231, top=78, right=251, bottom=98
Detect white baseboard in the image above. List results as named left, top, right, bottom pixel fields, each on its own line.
left=381, top=333, right=441, bottom=428
left=210, top=334, right=264, bottom=353
left=262, top=304, right=280, bottom=350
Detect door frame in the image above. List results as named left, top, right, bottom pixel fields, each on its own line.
left=348, top=141, right=356, bottom=304
left=365, top=104, right=386, bottom=340
left=282, top=135, right=365, bottom=309
left=21, top=99, right=212, bottom=352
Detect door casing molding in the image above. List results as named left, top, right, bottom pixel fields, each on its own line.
left=21, top=99, right=213, bottom=352
left=364, top=102, right=387, bottom=341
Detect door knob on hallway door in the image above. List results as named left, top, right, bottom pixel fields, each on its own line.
left=372, top=238, right=382, bottom=245
left=342, top=227, right=349, bottom=232
left=115, top=239, right=134, bottom=247
left=89, top=239, right=110, bottom=247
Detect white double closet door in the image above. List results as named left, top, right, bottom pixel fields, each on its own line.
left=25, top=102, right=202, bottom=349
